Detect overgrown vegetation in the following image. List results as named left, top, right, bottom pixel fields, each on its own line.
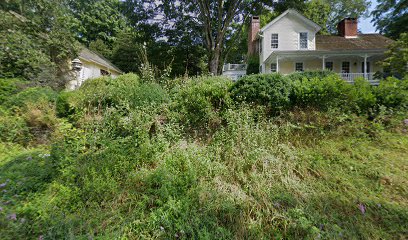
left=1, top=73, right=408, bottom=239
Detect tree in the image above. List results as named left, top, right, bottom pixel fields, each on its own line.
left=382, top=33, right=408, bottom=78
left=0, top=0, right=79, bottom=88
left=303, top=0, right=330, bottom=34
left=160, top=0, right=270, bottom=75
left=371, top=0, right=408, bottom=40
left=67, top=0, right=128, bottom=45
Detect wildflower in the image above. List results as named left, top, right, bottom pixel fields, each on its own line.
left=160, top=226, right=165, bottom=231
left=7, top=213, right=17, bottom=221
left=0, top=182, right=6, bottom=188
left=0, top=206, right=3, bottom=211
left=358, top=203, right=366, bottom=215
left=404, top=119, right=408, bottom=126
left=38, top=235, right=44, bottom=240
left=26, top=156, right=33, bottom=161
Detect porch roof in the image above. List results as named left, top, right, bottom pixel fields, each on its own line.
left=265, top=49, right=386, bottom=63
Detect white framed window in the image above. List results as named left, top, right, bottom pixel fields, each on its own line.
left=271, top=33, right=278, bottom=49
left=299, top=32, right=308, bottom=49
left=271, top=63, right=277, bottom=73
left=325, top=62, right=333, bottom=71
left=295, top=62, right=304, bottom=72
left=341, top=62, right=350, bottom=73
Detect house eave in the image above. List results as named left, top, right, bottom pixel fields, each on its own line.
left=260, top=9, right=322, bottom=33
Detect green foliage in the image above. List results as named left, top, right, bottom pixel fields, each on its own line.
left=231, top=73, right=292, bottom=112
left=0, top=115, right=31, bottom=145
left=0, top=78, right=26, bottom=104
left=246, top=55, right=260, bottom=75
left=68, top=0, right=128, bottom=45
left=0, top=2, right=79, bottom=87
left=3, top=87, right=58, bottom=110
left=172, top=76, right=232, bottom=129
left=63, top=74, right=168, bottom=115
left=382, top=33, right=408, bottom=78
left=303, top=0, right=330, bottom=34
left=372, top=0, right=408, bottom=39
left=348, top=77, right=377, bottom=112
left=375, top=77, right=408, bottom=110
left=1, top=74, right=408, bottom=239
left=290, top=73, right=353, bottom=110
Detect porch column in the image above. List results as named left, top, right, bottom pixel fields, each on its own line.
left=363, top=54, right=367, bottom=80
left=322, top=56, right=326, bottom=70
left=276, top=56, right=279, bottom=73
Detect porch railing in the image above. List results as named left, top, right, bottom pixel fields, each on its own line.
left=338, top=73, right=380, bottom=85
left=223, top=64, right=247, bottom=71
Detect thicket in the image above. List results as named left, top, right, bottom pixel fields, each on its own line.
left=1, top=72, right=408, bottom=239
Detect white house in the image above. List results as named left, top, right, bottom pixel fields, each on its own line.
left=224, top=9, right=394, bottom=84
left=66, top=47, right=122, bottom=90
left=256, top=9, right=394, bottom=83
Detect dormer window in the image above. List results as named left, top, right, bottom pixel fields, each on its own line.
left=299, top=32, right=308, bottom=49
left=271, top=33, right=278, bottom=49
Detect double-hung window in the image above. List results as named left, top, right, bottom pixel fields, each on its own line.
left=271, top=63, right=277, bottom=73
left=325, top=62, right=333, bottom=71
left=342, top=62, right=350, bottom=73
left=299, top=32, right=308, bottom=49
left=271, top=33, right=278, bottom=49
left=295, top=62, right=304, bottom=72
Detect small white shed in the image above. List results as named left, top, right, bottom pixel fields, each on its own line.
left=66, top=48, right=123, bottom=90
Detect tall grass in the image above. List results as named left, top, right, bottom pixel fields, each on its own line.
left=0, top=73, right=407, bottom=239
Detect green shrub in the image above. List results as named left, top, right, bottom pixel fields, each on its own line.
left=286, top=70, right=336, bottom=82
left=68, top=73, right=168, bottom=114
left=246, top=55, right=260, bottom=75
left=348, top=77, right=377, bottom=113
left=375, top=77, right=408, bottom=110
left=172, top=76, right=232, bottom=129
left=0, top=78, right=26, bottom=104
left=230, top=73, right=292, bottom=112
left=290, top=74, right=352, bottom=110
left=0, top=115, right=31, bottom=145
left=4, top=87, right=58, bottom=109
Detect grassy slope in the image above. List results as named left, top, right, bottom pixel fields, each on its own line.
left=0, top=122, right=407, bottom=239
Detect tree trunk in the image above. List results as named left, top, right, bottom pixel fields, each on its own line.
left=209, top=47, right=221, bottom=75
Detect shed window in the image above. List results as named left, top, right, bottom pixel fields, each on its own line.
left=100, top=69, right=110, bottom=76
left=341, top=62, right=350, bottom=73
left=299, top=32, right=308, bottom=49
left=271, top=63, right=277, bottom=72
left=271, top=34, right=278, bottom=49
left=295, top=62, right=304, bottom=72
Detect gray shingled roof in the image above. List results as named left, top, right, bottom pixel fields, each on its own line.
left=79, top=48, right=122, bottom=73
left=316, top=34, right=394, bottom=51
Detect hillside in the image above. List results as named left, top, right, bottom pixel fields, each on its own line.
left=1, top=72, right=408, bottom=239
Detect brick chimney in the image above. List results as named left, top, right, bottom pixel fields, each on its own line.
left=248, top=16, right=260, bottom=56
left=337, top=18, right=358, bottom=38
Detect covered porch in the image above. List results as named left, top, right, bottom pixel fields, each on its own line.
left=263, top=50, right=385, bottom=85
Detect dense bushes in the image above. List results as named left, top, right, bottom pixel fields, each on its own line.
left=230, top=73, right=292, bottom=112
left=1, top=73, right=408, bottom=239
left=231, top=71, right=408, bottom=115
left=56, top=73, right=169, bottom=119
left=172, top=76, right=233, bottom=130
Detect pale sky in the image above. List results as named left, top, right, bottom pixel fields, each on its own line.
left=359, top=0, right=378, bottom=33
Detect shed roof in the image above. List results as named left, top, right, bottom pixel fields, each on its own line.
left=79, top=48, right=122, bottom=73
left=316, top=34, right=394, bottom=51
